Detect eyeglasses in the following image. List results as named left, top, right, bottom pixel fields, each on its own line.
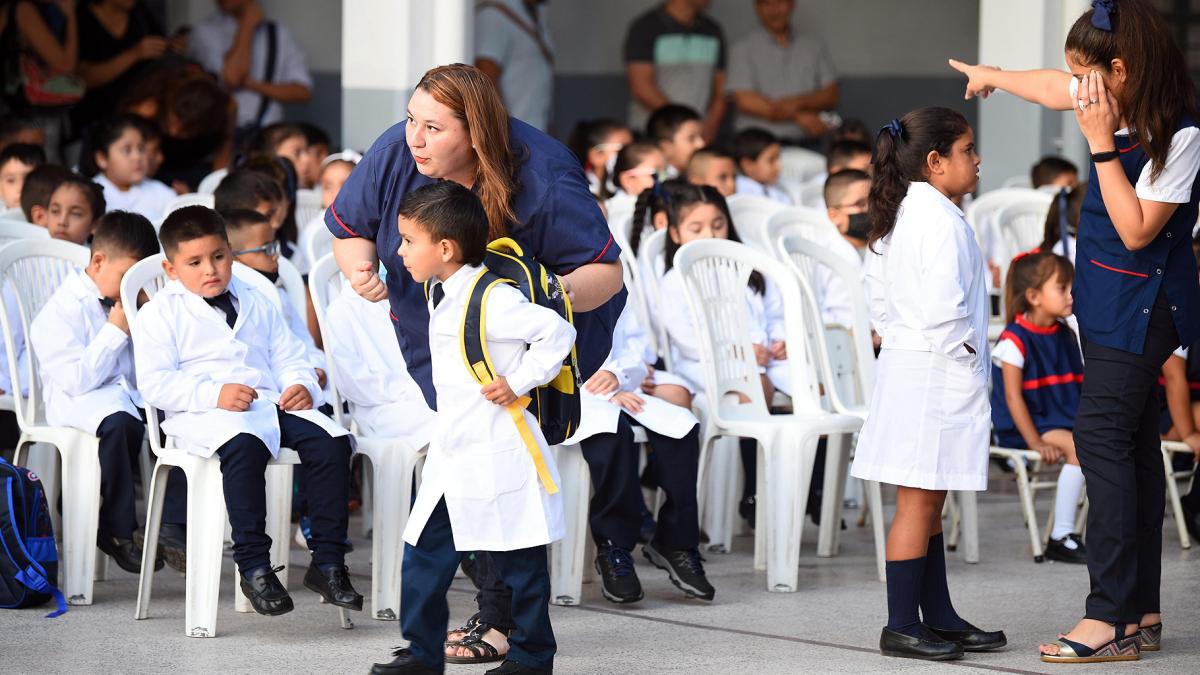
left=233, top=240, right=281, bottom=257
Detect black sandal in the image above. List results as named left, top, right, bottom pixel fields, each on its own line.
left=444, top=612, right=481, bottom=645
left=444, top=618, right=509, bottom=664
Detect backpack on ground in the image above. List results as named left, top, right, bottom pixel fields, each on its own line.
left=0, top=455, right=66, bottom=617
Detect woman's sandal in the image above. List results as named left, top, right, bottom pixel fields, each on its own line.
left=444, top=617, right=510, bottom=665
left=1136, top=623, right=1162, bottom=652
left=444, top=612, right=481, bottom=645
left=1040, top=623, right=1140, bottom=663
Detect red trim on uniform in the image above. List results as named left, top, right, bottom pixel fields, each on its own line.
left=1023, top=373, right=1084, bottom=390
left=330, top=206, right=359, bottom=237
left=1119, top=142, right=1141, bottom=154
left=999, top=330, right=1026, bottom=358
left=1089, top=259, right=1149, bottom=278
left=389, top=310, right=398, bottom=322
left=591, top=233, right=614, bottom=263
left=1015, top=315, right=1060, bottom=335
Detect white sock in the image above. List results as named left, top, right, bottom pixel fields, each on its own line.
left=1051, top=463, right=1085, bottom=541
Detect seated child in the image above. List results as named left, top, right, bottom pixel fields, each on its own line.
left=568, top=118, right=633, bottom=197
left=990, top=251, right=1087, bottom=563
left=0, top=113, right=46, bottom=152
left=47, top=173, right=106, bottom=244
left=826, top=139, right=873, bottom=176
left=733, top=128, right=791, bottom=205
left=1, top=143, right=45, bottom=210
left=369, top=180, right=573, bottom=675
left=29, top=211, right=177, bottom=572
left=824, top=169, right=872, bottom=257
left=249, top=123, right=317, bottom=190
left=686, top=147, right=737, bottom=197
left=323, top=282, right=435, bottom=446
left=134, top=206, right=361, bottom=616
left=214, top=166, right=307, bottom=272
left=86, top=115, right=176, bottom=222
left=647, top=104, right=705, bottom=178
left=132, top=116, right=167, bottom=183
left=604, top=140, right=665, bottom=218
left=1031, top=156, right=1079, bottom=190
left=300, top=123, right=333, bottom=190
left=19, top=163, right=73, bottom=226
left=1039, top=182, right=1086, bottom=265
left=319, top=150, right=361, bottom=210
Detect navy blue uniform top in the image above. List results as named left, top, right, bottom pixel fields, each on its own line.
left=1073, top=118, right=1200, bottom=355
left=990, top=316, right=1084, bottom=447
left=325, top=116, right=625, bottom=409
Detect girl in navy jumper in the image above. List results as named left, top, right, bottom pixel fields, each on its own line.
left=991, top=251, right=1087, bottom=564
left=953, top=0, right=1200, bottom=662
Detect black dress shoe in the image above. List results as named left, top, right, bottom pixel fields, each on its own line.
left=158, top=523, right=187, bottom=573
left=485, top=660, right=552, bottom=675
left=304, top=562, right=363, bottom=611
left=1044, top=535, right=1088, bottom=564
left=368, top=648, right=440, bottom=674
left=239, top=565, right=294, bottom=616
left=99, top=533, right=160, bottom=574
left=879, top=625, right=964, bottom=661
left=925, top=622, right=1008, bottom=651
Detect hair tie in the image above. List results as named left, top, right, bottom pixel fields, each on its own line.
left=1011, top=247, right=1041, bottom=265
left=1091, top=0, right=1115, bottom=32
left=882, top=119, right=903, bottom=140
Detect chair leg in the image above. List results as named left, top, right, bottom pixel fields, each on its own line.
left=699, top=435, right=736, bottom=554
left=236, top=462, right=293, bottom=614
left=816, top=433, right=851, bottom=557
left=61, top=440, right=102, bottom=605
left=185, top=463, right=226, bottom=638
left=1012, top=458, right=1044, bottom=561
left=753, top=441, right=767, bottom=571
left=958, top=490, right=979, bottom=564
left=1163, top=447, right=1190, bottom=549
left=764, top=432, right=817, bottom=593
left=549, top=444, right=589, bottom=606
left=360, top=455, right=374, bottom=537
left=369, top=446, right=415, bottom=621
left=944, top=492, right=960, bottom=551
left=23, top=442, right=60, bottom=540
left=867, top=480, right=886, bottom=582
left=135, top=461, right=171, bottom=620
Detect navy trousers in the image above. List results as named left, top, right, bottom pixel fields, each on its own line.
left=96, top=411, right=146, bottom=539
left=401, top=498, right=554, bottom=672
left=214, top=408, right=351, bottom=573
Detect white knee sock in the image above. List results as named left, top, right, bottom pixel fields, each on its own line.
left=1051, top=463, right=1085, bottom=541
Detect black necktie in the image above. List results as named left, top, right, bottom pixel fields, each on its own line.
left=205, top=291, right=238, bottom=329
left=431, top=283, right=445, bottom=309
left=98, top=297, right=115, bottom=314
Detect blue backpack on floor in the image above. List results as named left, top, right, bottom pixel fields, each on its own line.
left=0, top=456, right=66, bottom=616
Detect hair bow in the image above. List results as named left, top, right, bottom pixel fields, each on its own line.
left=1091, top=0, right=1115, bottom=32
left=1011, top=247, right=1042, bottom=265
left=882, top=119, right=903, bottom=140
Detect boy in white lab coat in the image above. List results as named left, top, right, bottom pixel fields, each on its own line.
left=134, top=206, right=361, bottom=617
left=369, top=182, right=574, bottom=675
left=29, top=211, right=177, bottom=574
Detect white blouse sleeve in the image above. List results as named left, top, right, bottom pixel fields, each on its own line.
left=1136, top=127, right=1200, bottom=204
left=991, top=336, right=1025, bottom=370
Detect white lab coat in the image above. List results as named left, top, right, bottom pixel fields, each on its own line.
left=565, top=301, right=698, bottom=444
left=323, top=285, right=435, bottom=448
left=402, top=264, right=574, bottom=552
left=275, top=284, right=326, bottom=373
left=850, top=182, right=991, bottom=491
left=133, top=276, right=349, bottom=458
left=30, top=270, right=142, bottom=434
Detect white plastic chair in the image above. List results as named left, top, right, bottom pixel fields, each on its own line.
left=675, top=239, right=862, bottom=592
left=985, top=445, right=1059, bottom=561
left=310, top=253, right=425, bottom=620
left=637, top=229, right=670, bottom=365
left=1002, top=175, right=1034, bottom=189
left=964, top=188, right=1045, bottom=266
left=779, top=147, right=827, bottom=190
left=125, top=255, right=352, bottom=636
left=796, top=181, right=827, bottom=209
left=303, top=219, right=336, bottom=270
left=1162, top=440, right=1197, bottom=549
left=727, top=193, right=786, bottom=253
left=548, top=443, right=591, bottom=606
left=294, top=189, right=324, bottom=233
left=0, top=206, right=27, bottom=221
left=0, top=218, right=49, bottom=244
left=160, top=194, right=215, bottom=224
left=196, top=168, right=229, bottom=195
left=0, top=239, right=111, bottom=605
left=993, top=192, right=1055, bottom=268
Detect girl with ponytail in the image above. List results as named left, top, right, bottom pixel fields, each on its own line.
left=850, top=106, right=1005, bottom=661
left=953, top=0, right=1200, bottom=661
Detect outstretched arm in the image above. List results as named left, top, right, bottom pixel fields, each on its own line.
left=948, top=59, right=1074, bottom=111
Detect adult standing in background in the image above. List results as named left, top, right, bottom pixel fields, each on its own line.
left=186, top=0, right=311, bottom=139
left=727, top=0, right=839, bottom=145
left=475, top=0, right=554, bottom=133
left=624, top=0, right=726, bottom=142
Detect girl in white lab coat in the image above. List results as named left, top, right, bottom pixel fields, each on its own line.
left=849, top=108, right=1005, bottom=660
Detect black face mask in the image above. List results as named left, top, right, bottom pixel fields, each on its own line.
left=846, top=212, right=872, bottom=241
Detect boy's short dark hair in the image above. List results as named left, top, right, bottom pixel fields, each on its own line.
left=0, top=113, right=40, bottom=147
left=646, top=104, right=702, bottom=142
left=824, top=168, right=871, bottom=207
left=299, top=122, right=331, bottom=150
left=54, top=174, right=106, bottom=219
left=826, top=140, right=873, bottom=173
left=91, top=211, right=160, bottom=260
left=0, top=143, right=46, bottom=170
left=159, top=206, right=229, bottom=259
left=1030, top=156, right=1079, bottom=188
left=398, top=182, right=489, bottom=266
left=213, top=169, right=286, bottom=212
left=733, top=128, right=780, bottom=163
left=19, top=164, right=73, bottom=221
left=219, top=208, right=271, bottom=234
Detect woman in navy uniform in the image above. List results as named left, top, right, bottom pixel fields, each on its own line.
left=952, top=0, right=1200, bottom=663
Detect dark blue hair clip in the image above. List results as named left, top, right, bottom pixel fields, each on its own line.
left=883, top=119, right=903, bottom=139
left=1091, top=0, right=1115, bottom=32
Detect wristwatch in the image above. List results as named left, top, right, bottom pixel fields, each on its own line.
left=1091, top=149, right=1120, bottom=163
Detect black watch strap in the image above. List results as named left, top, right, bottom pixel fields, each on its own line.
left=1091, top=149, right=1121, bottom=163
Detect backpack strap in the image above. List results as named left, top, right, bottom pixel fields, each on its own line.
left=0, top=475, right=65, bottom=617
left=251, top=21, right=278, bottom=129
left=460, top=269, right=559, bottom=495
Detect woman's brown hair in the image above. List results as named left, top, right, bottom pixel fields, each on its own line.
left=416, top=63, right=517, bottom=240
left=1004, top=250, right=1075, bottom=325
left=1065, top=0, right=1198, bottom=181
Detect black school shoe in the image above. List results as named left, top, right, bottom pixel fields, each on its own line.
left=304, top=562, right=363, bottom=611
left=594, top=544, right=643, bottom=603
left=1045, top=534, right=1088, bottom=564
left=485, top=660, right=552, bottom=674
left=368, top=648, right=439, bottom=675
left=642, top=542, right=715, bottom=600
left=879, top=625, right=964, bottom=661
left=925, top=622, right=1008, bottom=651
left=101, top=532, right=161, bottom=574
left=239, top=565, right=294, bottom=616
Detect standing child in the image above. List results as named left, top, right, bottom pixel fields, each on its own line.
left=647, top=104, right=705, bottom=178
left=86, top=115, right=176, bottom=222
left=850, top=107, right=1005, bottom=660
left=369, top=181, right=573, bottom=675
left=134, top=206, right=361, bottom=617
left=733, top=127, right=791, bottom=204
left=991, top=251, right=1087, bottom=563
left=0, top=143, right=45, bottom=210
left=952, top=0, right=1200, bottom=660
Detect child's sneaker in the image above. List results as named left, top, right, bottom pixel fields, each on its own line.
left=642, top=542, right=715, bottom=600
left=1044, top=533, right=1087, bottom=564
left=594, top=544, right=643, bottom=603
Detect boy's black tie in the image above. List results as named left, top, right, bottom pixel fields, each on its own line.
left=431, top=283, right=445, bottom=309
left=205, top=292, right=238, bottom=329
left=98, top=296, right=116, bottom=314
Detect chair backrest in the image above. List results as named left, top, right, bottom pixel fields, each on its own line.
left=764, top=206, right=842, bottom=259
left=964, top=187, right=1043, bottom=262
left=196, top=168, right=228, bottom=195
left=994, top=193, right=1055, bottom=266
left=275, top=256, right=308, bottom=320
left=303, top=219, right=335, bottom=270
left=0, top=207, right=27, bottom=222
left=797, top=181, right=826, bottom=209
left=637, top=228, right=670, bottom=364
left=162, top=193, right=215, bottom=220
left=727, top=193, right=786, bottom=254
left=0, top=239, right=92, bottom=430
left=308, top=253, right=348, bottom=428
left=231, top=261, right=282, bottom=311
left=0, top=219, right=49, bottom=245
left=1002, top=175, right=1033, bottom=189
left=121, top=254, right=171, bottom=454
left=779, top=146, right=826, bottom=188
left=294, top=189, right=324, bottom=234
left=673, top=239, right=825, bottom=424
